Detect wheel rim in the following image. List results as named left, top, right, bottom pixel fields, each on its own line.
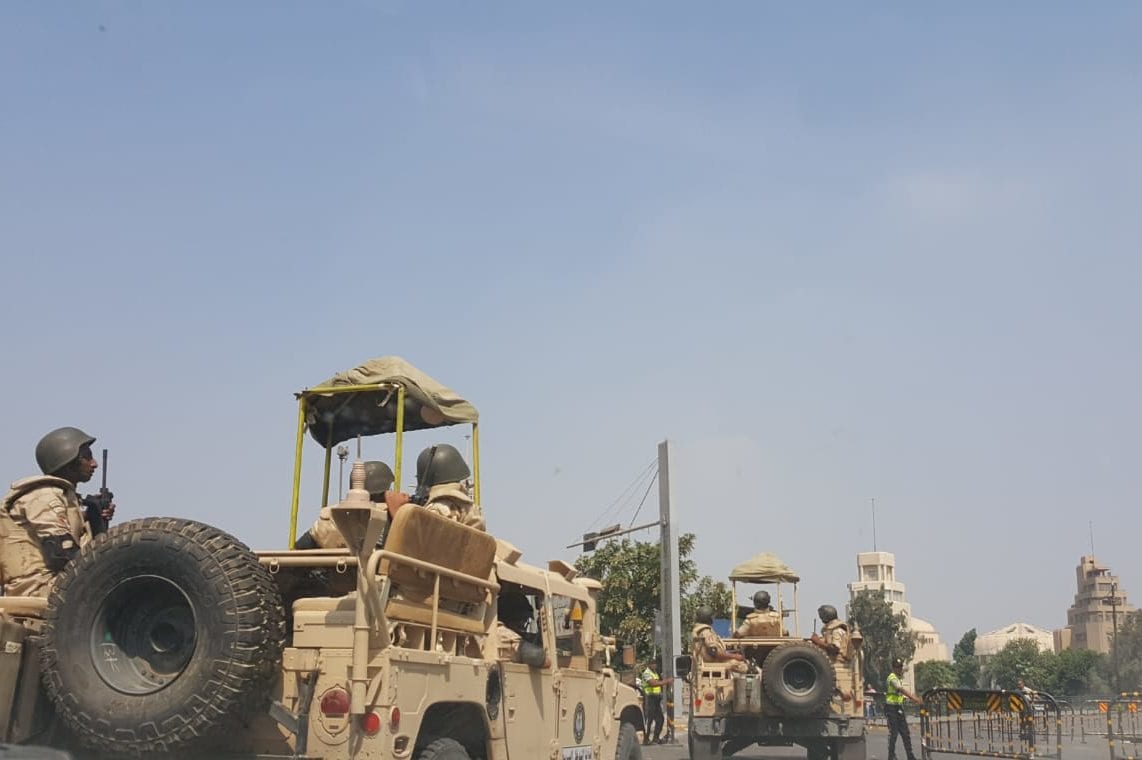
left=89, top=575, right=198, bottom=695
left=781, top=657, right=818, bottom=696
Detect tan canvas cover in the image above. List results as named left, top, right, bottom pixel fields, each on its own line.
left=728, top=552, right=800, bottom=584
left=304, top=356, right=479, bottom=446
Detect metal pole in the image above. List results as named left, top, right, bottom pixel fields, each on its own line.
left=1111, top=582, right=1120, bottom=694
left=658, top=440, right=682, bottom=743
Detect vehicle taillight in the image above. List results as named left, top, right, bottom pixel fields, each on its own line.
left=361, top=711, right=382, bottom=735
left=320, top=688, right=350, bottom=716
left=390, top=706, right=401, bottom=730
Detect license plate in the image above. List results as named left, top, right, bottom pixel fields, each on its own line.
left=561, top=747, right=594, bottom=760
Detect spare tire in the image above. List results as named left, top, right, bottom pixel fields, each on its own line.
left=761, top=641, right=835, bottom=717
left=40, top=518, right=286, bottom=757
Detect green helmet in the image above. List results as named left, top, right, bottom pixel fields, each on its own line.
left=818, top=604, right=838, bottom=623
left=362, top=461, right=395, bottom=497
left=35, top=427, right=96, bottom=476
left=695, top=605, right=715, bottom=625
left=415, top=444, right=470, bottom=491
left=753, top=590, right=771, bottom=609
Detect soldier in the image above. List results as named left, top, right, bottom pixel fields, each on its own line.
left=810, top=604, right=851, bottom=662
left=495, top=590, right=549, bottom=668
left=386, top=444, right=485, bottom=530
left=691, top=605, right=748, bottom=674
left=295, top=461, right=395, bottom=549
left=811, top=604, right=854, bottom=710
left=733, top=590, right=784, bottom=637
left=1, top=427, right=110, bottom=597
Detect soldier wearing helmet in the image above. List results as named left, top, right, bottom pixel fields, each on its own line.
left=810, top=604, right=852, bottom=664
left=496, top=590, right=549, bottom=668
left=691, top=605, right=748, bottom=674
left=295, top=461, right=395, bottom=550
left=733, top=589, right=785, bottom=638
left=386, top=444, right=485, bottom=531
left=1, top=427, right=108, bottom=597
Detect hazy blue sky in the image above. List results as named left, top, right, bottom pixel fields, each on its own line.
left=2, top=2, right=1140, bottom=646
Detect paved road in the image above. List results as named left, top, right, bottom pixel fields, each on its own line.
left=640, top=729, right=1117, bottom=760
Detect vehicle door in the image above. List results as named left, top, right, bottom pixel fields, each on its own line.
left=500, top=586, right=559, bottom=759
left=548, top=590, right=604, bottom=760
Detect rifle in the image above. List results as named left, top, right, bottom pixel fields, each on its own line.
left=81, top=448, right=113, bottom=536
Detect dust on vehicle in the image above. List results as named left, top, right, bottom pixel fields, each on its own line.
left=1, top=356, right=644, bottom=760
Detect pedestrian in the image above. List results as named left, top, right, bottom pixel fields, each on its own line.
left=886, top=657, right=922, bottom=760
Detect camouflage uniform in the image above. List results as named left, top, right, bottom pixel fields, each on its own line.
left=735, top=608, right=784, bottom=637
left=691, top=622, right=748, bottom=674
left=496, top=622, right=522, bottom=662
left=422, top=483, right=485, bottom=531
left=0, top=476, right=90, bottom=598
left=305, top=505, right=389, bottom=549
left=821, top=619, right=855, bottom=709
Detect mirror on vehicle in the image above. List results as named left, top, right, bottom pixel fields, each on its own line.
left=675, top=655, right=692, bottom=678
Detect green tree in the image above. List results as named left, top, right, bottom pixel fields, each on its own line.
left=983, top=639, right=1056, bottom=690
left=682, top=575, right=733, bottom=638
left=575, top=533, right=712, bottom=663
left=952, top=629, right=981, bottom=688
left=1111, top=610, right=1142, bottom=693
left=915, top=661, right=957, bottom=693
left=1051, top=648, right=1108, bottom=696
left=848, top=590, right=917, bottom=689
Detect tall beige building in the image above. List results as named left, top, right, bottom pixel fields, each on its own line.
left=1055, top=555, right=1134, bottom=654
left=848, top=551, right=949, bottom=687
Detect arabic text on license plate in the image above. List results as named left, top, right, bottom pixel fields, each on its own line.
left=561, top=747, right=594, bottom=760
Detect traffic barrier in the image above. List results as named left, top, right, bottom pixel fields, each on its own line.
left=1108, top=693, right=1142, bottom=760
left=920, top=688, right=1060, bottom=760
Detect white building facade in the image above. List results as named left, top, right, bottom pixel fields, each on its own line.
left=848, top=551, right=950, bottom=688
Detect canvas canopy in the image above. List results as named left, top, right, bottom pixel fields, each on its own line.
left=728, top=552, right=801, bottom=584
left=302, top=356, right=479, bottom=446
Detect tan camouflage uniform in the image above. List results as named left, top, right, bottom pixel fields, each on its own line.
left=496, top=622, right=522, bottom=662
left=735, top=608, right=784, bottom=637
left=0, top=476, right=90, bottom=598
left=422, top=483, right=485, bottom=531
left=691, top=622, right=748, bottom=674
left=305, top=505, right=390, bottom=549
left=820, top=618, right=855, bottom=709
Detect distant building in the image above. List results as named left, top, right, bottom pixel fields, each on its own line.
left=848, top=551, right=950, bottom=688
left=976, top=622, right=1055, bottom=663
left=1054, top=555, right=1135, bottom=654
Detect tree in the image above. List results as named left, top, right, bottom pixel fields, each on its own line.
left=681, top=575, right=733, bottom=638
left=915, top=661, right=957, bottom=693
left=1111, top=610, right=1142, bottom=693
left=847, top=590, right=917, bottom=689
left=952, top=629, right=981, bottom=688
left=983, top=639, right=1056, bottom=690
left=576, top=532, right=720, bottom=663
left=1051, top=648, right=1107, bottom=696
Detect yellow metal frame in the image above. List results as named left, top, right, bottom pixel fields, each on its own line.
left=287, top=382, right=480, bottom=547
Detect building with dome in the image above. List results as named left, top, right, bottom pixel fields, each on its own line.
left=975, top=622, right=1055, bottom=662
left=848, top=551, right=950, bottom=687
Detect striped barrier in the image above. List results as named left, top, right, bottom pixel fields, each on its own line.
left=919, top=688, right=1061, bottom=760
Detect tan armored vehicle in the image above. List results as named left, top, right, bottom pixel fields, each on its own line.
left=679, top=553, right=866, bottom=760
left=0, top=357, right=644, bottom=759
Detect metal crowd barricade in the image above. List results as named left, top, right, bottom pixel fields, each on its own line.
left=1108, top=693, right=1142, bottom=760
left=1078, top=698, right=1116, bottom=744
left=920, top=688, right=1061, bottom=760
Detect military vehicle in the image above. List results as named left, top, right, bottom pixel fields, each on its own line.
left=0, top=357, right=644, bottom=759
left=677, top=553, right=866, bottom=760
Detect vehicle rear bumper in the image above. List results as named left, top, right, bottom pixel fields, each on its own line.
left=690, top=715, right=866, bottom=743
